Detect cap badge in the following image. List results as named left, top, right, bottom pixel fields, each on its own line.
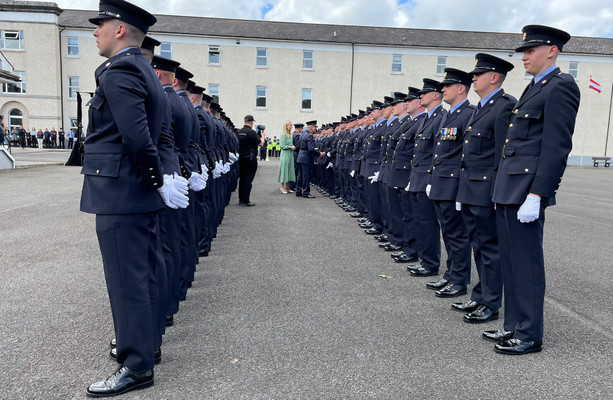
left=523, top=32, right=527, bottom=40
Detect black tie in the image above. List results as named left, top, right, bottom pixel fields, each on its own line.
left=528, top=79, right=535, bottom=90
left=476, top=102, right=482, bottom=113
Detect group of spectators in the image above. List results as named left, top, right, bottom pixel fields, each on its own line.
left=1, top=123, right=76, bottom=149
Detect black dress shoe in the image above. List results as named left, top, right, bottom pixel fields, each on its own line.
left=359, top=223, right=373, bottom=229
left=109, top=347, right=162, bottom=365
left=464, top=305, right=499, bottom=324
left=406, top=262, right=424, bottom=271
left=303, top=194, right=316, bottom=198
left=391, top=251, right=405, bottom=258
left=435, top=283, right=467, bottom=298
left=364, top=228, right=382, bottom=235
left=87, top=366, right=154, bottom=398
left=239, top=202, right=256, bottom=207
left=384, top=244, right=403, bottom=252
left=395, top=254, right=420, bottom=264
left=410, top=266, right=437, bottom=276
left=345, top=207, right=357, bottom=212
left=378, top=241, right=391, bottom=248
left=482, top=329, right=514, bottom=343
left=373, top=234, right=384, bottom=240
left=329, top=195, right=338, bottom=199
left=165, top=315, right=174, bottom=327
left=452, top=300, right=480, bottom=312
left=350, top=212, right=363, bottom=218
left=110, top=338, right=116, bottom=348
left=426, top=278, right=449, bottom=290
left=495, top=338, right=542, bottom=355
left=357, top=217, right=369, bottom=223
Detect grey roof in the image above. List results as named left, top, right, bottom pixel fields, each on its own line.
left=55, top=8, right=613, bottom=56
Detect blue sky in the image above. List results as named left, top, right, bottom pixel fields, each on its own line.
left=55, top=0, right=613, bottom=38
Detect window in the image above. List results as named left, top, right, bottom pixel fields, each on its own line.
left=8, top=109, right=23, bottom=131
left=256, top=86, right=267, bottom=108
left=160, top=42, right=171, bottom=59
left=302, top=88, right=312, bottom=111
left=392, top=54, right=403, bottom=73
left=1, top=30, right=24, bottom=50
left=303, top=50, right=313, bottom=70
left=256, top=48, right=267, bottom=67
left=209, top=45, right=220, bottom=65
left=569, top=61, right=579, bottom=80
left=208, top=84, right=220, bottom=103
left=436, top=56, right=447, bottom=75
left=68, top=76, right=80, bottom=99
left=66, top=37, right=79, bottom=56
left=2, top=71, right=25, bottom=94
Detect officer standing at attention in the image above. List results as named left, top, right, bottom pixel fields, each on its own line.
left=408, top=79, right=447, bottom=277
left=424, top=68, right=475, bottom=298
left=296, top=120, right=324, bottom=198
left=81, top=0, right=176, bottom=396
left=290, top=123, right=303, bottom=192
left=238, top=115, right=263, bottom=206
left=453, top=54, right=516, bottom=324
left=487, top=25, right=580, bottom=355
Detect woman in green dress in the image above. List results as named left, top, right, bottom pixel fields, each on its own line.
left=278, top=121, right=296, bottom=194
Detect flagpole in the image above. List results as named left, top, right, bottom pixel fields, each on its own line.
left=605, top=81, right=613, bottom=157
left=580, top=77, right=592, bottom=166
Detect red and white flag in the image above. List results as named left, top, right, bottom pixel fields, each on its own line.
left=589, top=78, right=602, bottom=93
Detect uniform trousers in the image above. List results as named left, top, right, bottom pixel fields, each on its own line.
left=96, top=212, right=160, bottom=371
left=238, top=157, right=258, bottom=204
left=410, top=192, right=441, bottom=272
left=399, top=189, right=418, bottom=258
left=159, top=207, right=182, bottom=316
left=367, top=181, right=384, bottom=231
left=497, top=204, right=546, bottom=342
left=357, top=175, right=368, bottom=215
left=433, top=199, right=471, bottom=285
left=179, top=194, right=196, bottom=298
left=299, top=162, right=314, bottom=196
left=379, top=182, right=390, bottom=233
left=462, top=204, right=502, bottom=311
left=385, top=186, right=405, bottom=246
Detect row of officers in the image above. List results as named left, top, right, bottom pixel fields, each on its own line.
left=79, top=0, right=241, bottom=397
left=294, top=25, right=580, bottom=358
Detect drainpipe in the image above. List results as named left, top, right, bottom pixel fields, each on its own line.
left=58, top=26, right=65, bottom=130
left=349, top=42, right=355, bottom=115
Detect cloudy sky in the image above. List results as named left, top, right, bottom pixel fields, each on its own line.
left=54, top=0, right=613, bottom=38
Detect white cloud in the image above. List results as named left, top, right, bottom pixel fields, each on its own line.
left=52, top=0, right=613, bottom=37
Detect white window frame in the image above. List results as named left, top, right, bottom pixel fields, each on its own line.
left=303, top=50, right=313, bottom=70
left=66, top=36, right=79, bottom=57
left=2, top=71, right=25, bottom=94
left=256, top=86, right=267, bottom=109
left=209, top=45, right=220, bottom=65
left=256, top=48, right=267, bottom=67
left=68, top=76, right=80, bottom=100
left=392, top=54, right=403, bottom=74
left=160, top=42, right=171, bottom=59
left=436, top=56, right=447, bottom=76
left=208, top=83, right=220, bottom=104
left=569, top=61, right=579, bottom=80
left=301, top=88, right=312, bottom=111
left=1, top=30, right=24, bottom=50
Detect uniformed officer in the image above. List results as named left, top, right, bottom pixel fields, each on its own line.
left=487, top=25, right=580, bottom=355
left=425, top=68, right=475, bottom=297
left=408, top=79, right=447, bottom=277
left=296, top=120, right=324, bottom=198
left=290, top=123, right=303, bottom=192
left=238, top=115, right=263, bottom=206
left=453, top=54, right=516, bottom=324
left=81, top=0, right=177, bottom=396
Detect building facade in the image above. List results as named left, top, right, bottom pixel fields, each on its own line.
left=1, top=1, right=612, bottom=162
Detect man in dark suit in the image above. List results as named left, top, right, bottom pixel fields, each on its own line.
left=488, top=25, right=580, bottom=355
left=81, top=0, right=181, bottom=396
left=296, top=120, right=324, bottom=198
left=408, top=79, right=447, bottom=277
left=454, top=54, right=516, bottom=324
left=289, top=123, right=303, bottom=192
left=425, top=68, right=475, bottom=298
left=238, top=115, right=263, bottom=206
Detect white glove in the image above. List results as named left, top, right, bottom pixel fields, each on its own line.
left=188, top=172, right=205, bottom=191
left=229, top=153, right=238, bottom=162
left=350, top=170, right=355, bottom=178
left=456, top=202, right=462, bottom=211
left=201, top=163, right=209, bottom=174
left=173, top=173, right=189, bottom=195
left=326, top=162, right=333, bottom=169
left=213, top=162, right=222, bottom=179
left=426, top=184, right=431, bottom=197
left=327, top=152, right=331, bottom=157
left=517, top=194, right=540, bottom=223
left=168, top=175, right=189, bottom=208
left=368, top=171, right=379, bottom=183
left=404, top=182, right=411, bottom=191
left=157, top=175, right=178, bottom=209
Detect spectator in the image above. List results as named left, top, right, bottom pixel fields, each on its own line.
left=58, top=128, right=65, bottom=149
left=37, top=129, right=44, bottom=149
left=18, top=125, right=26, bottom=148
left=50, top=127, right=57, bottom=148
left=43, top=128, right=50, bottom=148
left=30, top=127, right=37, bottom=148
left=278, top=121, right=296, bottom=194
left=67, top=129, right=75, bottom=149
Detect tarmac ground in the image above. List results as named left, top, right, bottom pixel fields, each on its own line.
left=0, top=151, right=612, bottom=399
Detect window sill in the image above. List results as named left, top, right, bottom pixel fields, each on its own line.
left=66, top=55, right=80, bottom=59
left=300, top=109, right=313, bottom=113
left=256, top=66, right=268, bottom=69
left=302, top=68, right=314, bottom=72
left=208, top=63, right=221, bottom=67
left=255, top=107, right=268, bottom=111
left=391, top=71, right=403, bottom=75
